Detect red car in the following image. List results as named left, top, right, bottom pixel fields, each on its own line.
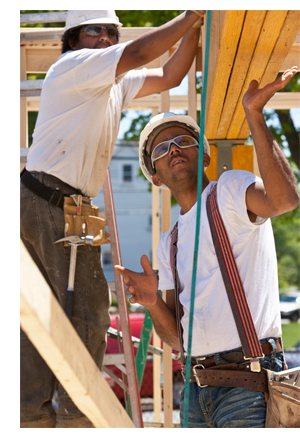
left=104, top=312, right=183, bottom=406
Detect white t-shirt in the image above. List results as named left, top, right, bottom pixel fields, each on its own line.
left=156, top=170, right=281, bottom=357
left=27, top=43, right=147, bottom=197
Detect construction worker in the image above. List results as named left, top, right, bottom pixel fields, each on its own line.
left=20, top=10, right=205, bottom=428
left=114, top=67, right=299, bottom=428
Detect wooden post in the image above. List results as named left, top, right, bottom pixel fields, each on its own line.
left=20, top=240, right=134, bottom=428
left=20, top=46, right=28, bottom=172
left=151, top=119, right=163, bottom=423
left=188, top=58, right=197, bottom=122
left=159, top=51, right=173, bottom=428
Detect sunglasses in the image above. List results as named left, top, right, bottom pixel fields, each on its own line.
left=80, top=25, right=118, bottom=38
left=151, top=135, right=199, bottom=166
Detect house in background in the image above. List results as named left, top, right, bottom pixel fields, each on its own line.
left=93, top=140, right=180, bottom=282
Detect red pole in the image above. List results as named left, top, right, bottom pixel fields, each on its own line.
left=102, top=169, right=143, bottom=428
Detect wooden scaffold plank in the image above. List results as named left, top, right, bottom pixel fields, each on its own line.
left=205, top=10, right=246, bottom=139
left=227, top=10, right=288, bottom=139
left=20, top=240, right=134, bottom=428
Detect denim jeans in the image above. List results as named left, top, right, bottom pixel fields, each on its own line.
left=20, top=172, right=111, bottom=428
left=180, top=346, right=284, bottom=428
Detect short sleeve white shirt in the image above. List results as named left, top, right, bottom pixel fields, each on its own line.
left=26, top=43, right=147, bottom=197
left=156, top=170, right=281, bottom=357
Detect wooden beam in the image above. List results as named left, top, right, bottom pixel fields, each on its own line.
left=281, top=33, right=300, bottom=71
left=188, top=58, right=197, bottom=121
left=205, top=10, right=246, bottom=139
left=20, top=47, right=28, bottom=150
left=227, top=10, right=288, bottom=139
left=159, top=53, right=173, bottom=428
left=238, top=10, right=300, bottom=139
left=215, top=11, right=267, bottom=139
left=20, top=240, right=134, bottom=428
left=25, top=91, right=299, bottom=114
left=20, top=12, right=67, bottom=24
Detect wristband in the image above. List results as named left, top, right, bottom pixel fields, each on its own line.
left=191, top=10, right=205, bottom=28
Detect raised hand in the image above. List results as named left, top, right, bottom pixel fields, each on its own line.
left=242, top=66, right=298, bottom=113
left=114, top=255, right=159, bottom=307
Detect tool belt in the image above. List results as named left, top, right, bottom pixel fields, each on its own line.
left=21, top=169, right=110, bottom=246
left=181, top=339, right=282, bottom=393
left=63, top=195, right=110, bottom=246
left=185, top=363, right=269, bottom=393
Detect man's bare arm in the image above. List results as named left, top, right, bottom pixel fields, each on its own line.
left=135, top=25, right=201, bottom=98
left=114, top=255, right=180, bottom=350
left=243, top=67, right=299, bottom=220
left=116, top=11, right=202, bottom=77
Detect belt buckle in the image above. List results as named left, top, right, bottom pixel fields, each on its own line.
left=193, top=364, right=208, bottom=388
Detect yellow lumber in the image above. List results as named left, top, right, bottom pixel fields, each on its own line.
left=205, top=10, right=246, bottom=139
left=227, top=10, right=288, bottom=139
left=239, top=10, right=300, bottom=139
left=216, top=11, right=267, bottom=138
left=20, top=240, right=134, bottom=428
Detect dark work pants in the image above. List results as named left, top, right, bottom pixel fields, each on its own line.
left=20, top=172, right=111, bottom=427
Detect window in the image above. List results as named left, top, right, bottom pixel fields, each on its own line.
left=123, top=164, right=132, bottom=182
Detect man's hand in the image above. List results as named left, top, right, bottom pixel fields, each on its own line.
left=114, top=255, right=158, bottom=307
left=242, top=66, right=298, bottom=113
left=243, top=66, right=299, bottom=220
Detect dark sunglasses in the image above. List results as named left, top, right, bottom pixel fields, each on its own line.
left=80, top=25, right=118, bottom=38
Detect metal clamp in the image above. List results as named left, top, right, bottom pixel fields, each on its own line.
left=193, top=364, right=208, bottom=387
left=243, top=355, right=265, bottom=373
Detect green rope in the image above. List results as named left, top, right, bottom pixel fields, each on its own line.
left=183, top=10, right=212, bottom=428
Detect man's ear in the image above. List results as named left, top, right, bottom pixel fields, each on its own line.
left=69, top=39, right=76, bottom=50
left=152, top=174, right=164, bottom=187
left=203, top=153, right=210, bottom=168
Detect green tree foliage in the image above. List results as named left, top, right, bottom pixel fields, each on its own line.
left=116, top=10, right=183, bottom=27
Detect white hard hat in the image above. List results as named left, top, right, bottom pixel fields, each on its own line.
left=139, top=112, right=210, bottom=190
left=64, top=10, right=122, bottom=31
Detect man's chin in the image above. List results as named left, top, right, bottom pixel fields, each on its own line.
left=95, top=43, right=111, bottom=49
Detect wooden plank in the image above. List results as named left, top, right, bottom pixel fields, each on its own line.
left=216, top=11, right=267, bottom=139
left=161, top=189, right=173, bottom=429
left=205, top=10, right=246, bottom=139
left=21, top=79, right=44, bottom=91
left=20, top=240, right=134, bottom=428
left=228, top=10, right=288, bottom=139
left=26, top=48, right=62, bottom=73
left=20, top=28, right=64, bottom=43
left=159, top=58, right=173, bottom=427
left=263, top=10, right=300, bottom=79
left=151, top=166, right=162, bottom=424
left=25, top=91, right=299, bottom=112
left=232, top=145, right=253, bottom=173
left=20, top=47, right=28, bottom=150
left=265, top=91, right=300, bottom=109
left=20, top=12, right=67, bottom=24
left=238, top=10, right=300, bottom=139
left=188, top=58, right=197, bottom=121
left=281, top=43, right=300, bottom=71
left=205, top=144, right=218, bottom=182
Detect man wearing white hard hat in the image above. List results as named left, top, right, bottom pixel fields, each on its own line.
left=20, top=10, right=205, bottom=428
left=115, top=68, right=299, bottom=427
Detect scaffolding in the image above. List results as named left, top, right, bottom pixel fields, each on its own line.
left=20, top=10, right=300, bottom=428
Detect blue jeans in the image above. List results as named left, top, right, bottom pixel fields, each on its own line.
left=20, top=172, right=111, bottom=427
left=180, top=349, right=284, bottom=428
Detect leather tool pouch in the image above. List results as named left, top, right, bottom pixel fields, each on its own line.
left=63, top=195, right=110, bottom=246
